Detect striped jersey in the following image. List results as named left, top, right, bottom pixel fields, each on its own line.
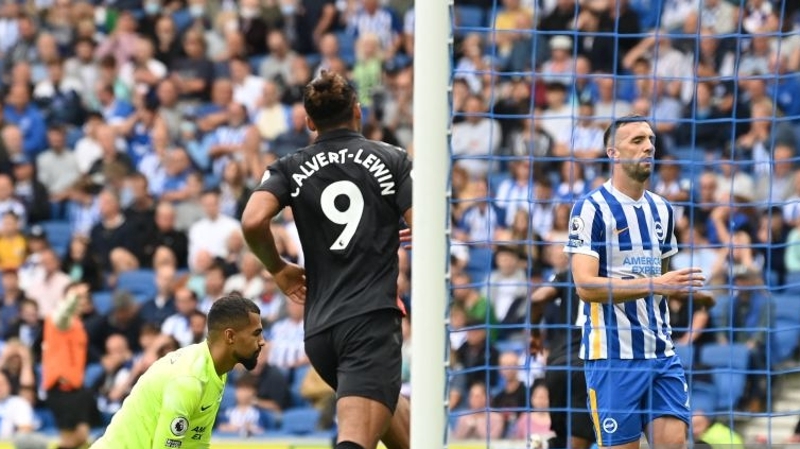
left=564, top=181, right=678, bottom=360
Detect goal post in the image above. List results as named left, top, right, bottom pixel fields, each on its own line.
left=410, top=0, right=451, bottom=447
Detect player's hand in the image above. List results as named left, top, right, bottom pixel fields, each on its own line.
left=274, top=262, right=307, bottom=304
left=399, top=228, right=411, bottom=249
left=655, top=267, right=705, bottom=296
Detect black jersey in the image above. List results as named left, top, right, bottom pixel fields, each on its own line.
left=543, top=270, right=583, bottom=366
left=256, top=129, right=413, bottom=337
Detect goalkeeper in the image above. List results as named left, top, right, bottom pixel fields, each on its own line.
left=91, top=294, right=265, bottom=449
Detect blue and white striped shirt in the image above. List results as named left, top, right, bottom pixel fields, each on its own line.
left=564, top=181, right=678, bottom=361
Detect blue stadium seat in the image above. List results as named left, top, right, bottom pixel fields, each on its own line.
left=454, top=5, right=485, bottom=31
left=279, top=407, right=320, bottom=435
left=673, top=344, right=694, bottom=370
left=335, top=32, right=356, bottom=67
left=38, top=220, right=73, bottom=257
left=290, top=364, right=311, bottom=407
left=699, top=344, right=750, bottom=410
left=259, top=409, right=278, bottom=430
left=84, top=362, right=105, bottom=388
left=465, top=246, right=494, bottom=284
left=494, top=339, right=527, bottom=356
left=116, top=269, right=157, bottom=303
left=92, top=291, right=114, bottom=315
left=769, top=293, right=800, bottom=364
left=689, top=381, right=717, bottom=414
left=34, top=408, right=57, bottom=432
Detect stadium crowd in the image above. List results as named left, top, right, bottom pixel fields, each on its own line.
left=0, top=0, right=796, bottom=444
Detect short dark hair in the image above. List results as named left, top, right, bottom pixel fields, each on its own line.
left=303, top=70, right=357, bottom=130
left=603, top=114, right=652, bottom=148
left=207, top=294, right=260, bottom=333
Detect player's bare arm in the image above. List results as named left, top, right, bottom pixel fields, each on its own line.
left=570, top=253, right=705, bottom=303
left=661, top=258, right=716, bottom=308
left=241, top=190, right=307, bottom=304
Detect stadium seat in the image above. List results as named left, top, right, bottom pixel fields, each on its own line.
left=465, top=246, right=494, bottom=284
left=38, top=220, right=73, bottom=257
left=454, top=5, right=485, bottom=31
left=84, top=362, right=105, bottom=388
left=673, top=344, right=694, bottom=370
left=494, top=339, right=527, bottom=356
left=699, top=344, right=750, bottom=410
left=335, top=32, right=356, bottom=67
left=279, top=407, right=320, bottom=435
left=290, top=364, right=311, bottom=408
left=92, top=291, right=114, bottom=315
left=689, top=381, right=717, bottom=414
left=116, top=269, right=157, bottom=303
left=34, top=408, right=57, bottom=432
left=769, top=293, right=800, bottom=364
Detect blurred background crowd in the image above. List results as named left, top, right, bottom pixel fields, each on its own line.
left=0, top=0, right=797, bottom=444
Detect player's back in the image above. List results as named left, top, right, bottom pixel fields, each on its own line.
left=92, top=343, right=226, bottom=449
left=262, top=129, right=412, bottom=336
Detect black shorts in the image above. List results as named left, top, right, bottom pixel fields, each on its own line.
left=545, top=362, right=596, bottom=445
left=305, top=309, right=403, bottom=413
left=46, top=387, right=98, bottom=430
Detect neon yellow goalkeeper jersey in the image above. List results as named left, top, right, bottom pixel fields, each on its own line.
left=92, top=342, right=227, bottom=449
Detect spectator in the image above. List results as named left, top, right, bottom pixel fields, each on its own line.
left=269, top=103, right=313, bottom=161
left=251, top=346, right=292, bottom=414
left=511, top=382, right=552, bottom=440
left=3, top=84, right=47, bottom=161
left=452, top=383, right=504, bottom=439
left=716, top=267, right=772, bottom=411
left=33, top=58, right=85, bottom=129
left=12, top=157, right=49, bottom=224
left=255, top=271, right=286, bottom=328
left=188, top=310, right=207, bottom=345
left=151, top=15, right=182, bottom=68
left=148, top=201, right=189, bottom=269
left=159, top=147, right=197, bottom=203
left=453, top=179, right=502, bottom=246
left=118, top=37, right=167, bottom=100
left=1, top=14, right=39, bottom=82
left=756, top=144, right=796, bottom=204
left=0, top=340, right=35, bottom=398
left=593, top=75, right=632, bottom=128
left=0, top=213, right=25, bottom=271
left=88, top=125, right=135, bottom=177
left=173, top=171, right=206, bottom=231
left=495, top=160, right=535, bottom=228
left=230, top=56, right=266, bottom=116
left=347, top=0, right=401, bottom=55
left=259, top=30, right=299, bottom=84
left=170, top=29, right=215, bottom=106
left=80, top=289, right=106, bottom=364
left=299, top=366, right=336, bottom=430
left=0, top=370, right=35, bottom=439
left=253, top=81, right=289, bottom=142
left=223, top=252, right=266, bottom=300
left=293, top=0, right=338, bottom=55
left=197, top=261, right=227, bottom=314
left=758, top=206, right=790, bottom=285
left=187, top=188, right=241, bottom=269
left=3, top=299, right=43, bottom=362
left=487, top=247, right=527, bottom=327
left=138, top=264, right=177, bottom=327
left=94, top=333, right=134, bottom=417
left=25, top=248, right=71, bottom=319
left=456, top=319, right=500, bottom=391
left=97, top=290, right=144, bottom=355
left=160, top=287, right=199, bottom=347
left=218, top=374, right=265, bottom=436
left=88, top=189, right=141, bottom=274
left=267, top=299, right=306, bottom=371
left=205, top=102, right=260, bottom=180
left=36, top=125, right=81, bottom=209
left=0, top=270, right=24, bottom=334
left=491, top=351, right=528, bottom=429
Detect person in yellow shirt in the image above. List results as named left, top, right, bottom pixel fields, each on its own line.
left=92, top=294, right=265, bottom=449
left=493, top=0, right=534, bottom=60
left=0, top=213, right=27, bottom=271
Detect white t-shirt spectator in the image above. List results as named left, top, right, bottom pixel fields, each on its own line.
left=0, top=395, right=35, bottom=438
left=267, top=318, right=305, bottom=370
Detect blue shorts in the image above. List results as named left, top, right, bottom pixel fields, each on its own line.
left=584, top=356, right=690, bottom=446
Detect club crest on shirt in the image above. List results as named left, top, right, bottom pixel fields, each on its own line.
left=654, top=221, right=665, bottom=242
left=171, top=417, right=189, bottom=436
left=570, top=216, right=584, bottom=234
